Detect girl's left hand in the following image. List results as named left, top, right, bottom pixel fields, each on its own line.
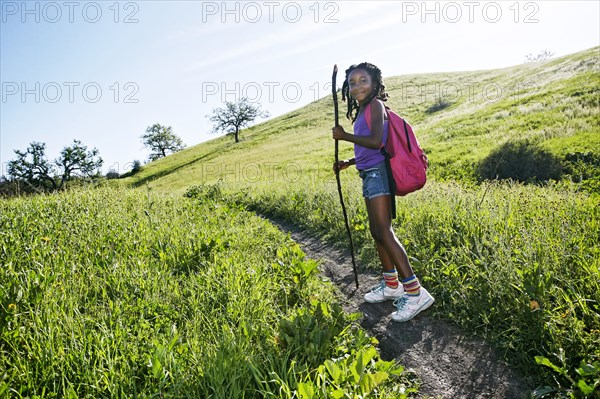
left=333, top=160, right=350, bottom=172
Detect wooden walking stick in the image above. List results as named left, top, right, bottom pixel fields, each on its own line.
left=332, top=64, right=359, bottom=289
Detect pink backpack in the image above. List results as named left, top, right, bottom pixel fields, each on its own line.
left=365, top=101, right=428, bottom=197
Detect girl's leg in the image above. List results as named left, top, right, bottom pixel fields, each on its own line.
left=366, top=195, right=434, bottom=322
left=363, top=196, right=404, bottom=303
left=369, top=199, right=395, bottom=273
left=374, top=241, right=394, bottom=271
left=365, top=195, right=414, bottom=279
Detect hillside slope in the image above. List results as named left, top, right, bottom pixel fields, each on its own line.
left=123, top=46, right=599, bottom=193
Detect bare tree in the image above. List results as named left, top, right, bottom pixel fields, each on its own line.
left=208, top=98, right=269, bottom=143
left=141, top=123, right=186, bottom=161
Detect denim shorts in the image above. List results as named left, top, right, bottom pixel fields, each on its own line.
left=358, top=161, right=391, bottom=199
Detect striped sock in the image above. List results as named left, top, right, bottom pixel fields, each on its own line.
left=402, top=275, right=421, bottom=296
left=383, top=270, right=399, bottom=289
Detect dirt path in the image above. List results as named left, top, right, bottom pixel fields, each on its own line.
left=267, top=217, right=532, bottom=399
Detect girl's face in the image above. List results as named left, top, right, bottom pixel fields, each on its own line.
left=348, top=68, right=373, bottom=105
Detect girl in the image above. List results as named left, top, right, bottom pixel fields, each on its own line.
left=332, top=62, right=434, bottom=322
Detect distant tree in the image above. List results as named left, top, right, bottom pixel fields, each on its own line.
left=7, top=142, right=56, bottom=191
left=141, top=123, right=186, bottom=161
left=7, top=140, right=103, bottom=191
left=131, top=160, right=142, bottom=174
left=525, top=50, right=555, bottom=63
left=208, top=98, right=269, bottom=143
left=55, top=140, right=103, bottom=187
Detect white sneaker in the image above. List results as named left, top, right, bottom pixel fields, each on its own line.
left=391, top=288, right=434, bottom=322
left=364, top=281, right=405, bottom=303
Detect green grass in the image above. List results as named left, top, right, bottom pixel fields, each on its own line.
left=0, top=187, right=417, bottom=398
left=116, top=47, right=600, bottom=396
left=4, top=47, right=599, bottom=397
left=226, top=178, right=599, bottom=391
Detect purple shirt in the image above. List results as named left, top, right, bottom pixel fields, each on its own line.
left=354, top=111, right=389, bottom=170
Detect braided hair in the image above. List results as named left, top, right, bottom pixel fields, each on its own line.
left=341, top=62, right=389, bottom=123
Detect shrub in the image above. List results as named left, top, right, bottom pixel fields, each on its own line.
left=426, top=97, right=452, bottom=114
left=106, top=170, right=120, bottom=179
left=477, top=140, right=563, bottom=183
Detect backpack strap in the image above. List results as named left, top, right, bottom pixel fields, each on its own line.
left=363, top=100, right=385, bottom=150
left=382, top=148, right=397, bottom=219
left=403, top=119, right=412, bottom=153
left=363, top=100, right=397, bottom=219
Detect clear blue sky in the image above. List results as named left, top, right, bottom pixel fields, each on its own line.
left=1, top=1, right=599, bottom=175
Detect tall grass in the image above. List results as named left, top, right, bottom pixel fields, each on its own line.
left=228, top=178, right=600, bottom=396
left=0, top=187, right=416, bottom=398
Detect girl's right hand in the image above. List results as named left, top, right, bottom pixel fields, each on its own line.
left=332, top=125, right=346, bottom=141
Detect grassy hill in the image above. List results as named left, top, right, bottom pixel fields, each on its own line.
left=3, top=49, right=597, bottom=398
left=118, top=47, right=600, bottom=396
left=123, top=46, right=599, bottom=193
